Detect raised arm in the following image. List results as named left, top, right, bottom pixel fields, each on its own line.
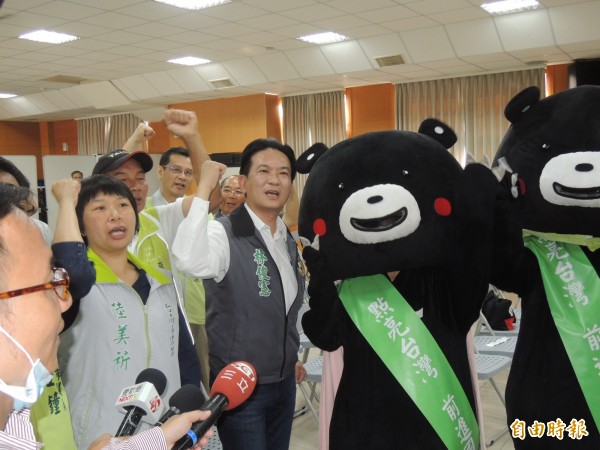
left=51, top=179, right=96, bottom=328
left=52, top=179, right=83, bottom=244
left=172, top=160, right=229, bottom=279
left=162, top=109, right=223, bottom=213
left=162, top=109, right=207, bottom=184
left=122, top=122, right=155, bottom=153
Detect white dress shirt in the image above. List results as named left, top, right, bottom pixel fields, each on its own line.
left=173, top=198, right=298, bottom=312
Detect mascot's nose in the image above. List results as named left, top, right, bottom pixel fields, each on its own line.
left=575, top=163, right=593, bottom=172
left=367, top=195, right=383, bottom=204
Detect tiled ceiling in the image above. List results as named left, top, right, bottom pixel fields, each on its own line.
left=0, top=0, right=599, bottom=121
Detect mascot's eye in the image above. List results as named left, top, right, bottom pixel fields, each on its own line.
left=338, top=182, right=344, bottom=189
left=541, top=143, right=550, bottom=151
left=402, top=170, right=410, bottom=176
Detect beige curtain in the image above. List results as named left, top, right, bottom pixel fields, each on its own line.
left=397, top=69, right=545, bottom=164
left=77, top=117, right=109, bottom=155
left=77, top=113, right=142, bottom=155
left=105, top=113, right=143, bottom=152
left=282, top=91, right=346, bottom=196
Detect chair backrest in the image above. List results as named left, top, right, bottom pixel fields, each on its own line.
left=297, top=302, right=310, bottom=333
left=475, top=353, right=512, bottom=380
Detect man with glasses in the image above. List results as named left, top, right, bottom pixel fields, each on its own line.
left=214, top=175, right=245, bottom=218
left=146, top=145, right=211, bottom=391
left=0, top=200, right=74, bottom=446
left=147, top=147, right=195, bottom=208
left=0, top=187, right=213, bottom=449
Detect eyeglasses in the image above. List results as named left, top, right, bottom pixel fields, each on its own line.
left=162, top=165, right=193, bottom=178
left=0, top=267, right=70, bottom=302
left=222, top=187, right=244, bottom=197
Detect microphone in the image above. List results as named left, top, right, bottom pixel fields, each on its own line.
left=172, top=361, right=257, bottom=450
left=115, top=368, right=167, bottom=437
left=154, top=384, right=206, bottom=426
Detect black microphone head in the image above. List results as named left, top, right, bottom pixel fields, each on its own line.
left=135, top=368, right=167, bottom=396
left=169, top=384, right=206, bottom=412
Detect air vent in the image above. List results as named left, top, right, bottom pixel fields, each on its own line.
left=42, top=75, right=90, bottom=84
left=209, top=78, right=234, bottom=89
left=375, top=54, right=405, bottom=68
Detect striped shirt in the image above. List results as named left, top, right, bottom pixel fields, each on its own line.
left=0, top=409, right=168, bottom=450
left=0, top=410, right=41, bottom=450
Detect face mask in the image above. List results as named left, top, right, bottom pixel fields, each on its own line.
left=0, top=325, right=53, bottom=411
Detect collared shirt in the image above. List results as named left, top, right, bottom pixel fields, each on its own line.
left=0, top=410, right=41, bottom=450
left=0, top=409, right=168, bottom=450
left=173, top=198, right=298, bottom=312
left=148, top=189, right=169, bottom=208
left=245, top=204, right=298, bottom=312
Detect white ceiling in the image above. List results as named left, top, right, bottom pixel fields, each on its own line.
left=0, top=0, right=599, bottom=121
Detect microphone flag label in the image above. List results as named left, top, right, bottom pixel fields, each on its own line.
left=150, top=395, right=161, bottom=413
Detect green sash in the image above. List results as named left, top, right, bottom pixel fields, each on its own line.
left=339, top=274, right=479, bottom=450
left=524, top=236, right=600, bottom=429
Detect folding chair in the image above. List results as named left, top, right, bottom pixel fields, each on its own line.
left=476, top=353, right=512, bottom=447
left=295, top=301, right=321, bottom=421
left=473, top=335, right=517, bottom=358
left=297, top=302, right=317, bottom=363
left=297, top=354, right=323, bottom=423
left=204, top=427, right=223, bottom=450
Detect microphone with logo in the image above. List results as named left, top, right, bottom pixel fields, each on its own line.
left=172, top=361, right=257, bottom=450
left=115, top=368, right=167, bottom=437
left=154, top=384, right=206, bottom=427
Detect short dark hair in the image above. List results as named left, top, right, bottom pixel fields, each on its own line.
left=71, top=170, right=83, bottom=177
left=239, top=138, right=296, bottom=181
left=159, top=147, right=190, bottom=167
left=76, top=175, right=140, bottom=243
left=0, top=156, right=30, bottom=188
left=0, top=184, right=36, bottom=216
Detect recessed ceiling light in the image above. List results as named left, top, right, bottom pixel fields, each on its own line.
left=298, top=32, right=348, bottom=45
left=0, top=93, right=17, bottom=99
left=168, top=56, right=212, bottom=66
left=481, top=0, right=540, bottom=15
left=18, top=30, right=79, bottom=44
left=154, top=0, right=231, bottom=10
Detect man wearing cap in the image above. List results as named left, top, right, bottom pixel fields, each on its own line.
left=91, top=109, right=214, bottom=388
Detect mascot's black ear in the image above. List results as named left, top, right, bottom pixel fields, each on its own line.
left=418, top=118, right=457, bottom=150
left=297, top=142, right=329, bottom=174
left=504, top=86, right=540, bottom=124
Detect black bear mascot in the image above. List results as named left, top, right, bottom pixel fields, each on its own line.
left=298, top=120, right=499, bottom=449
left=491, top=85, right=600, bottom=449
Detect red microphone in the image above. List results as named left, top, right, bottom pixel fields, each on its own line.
left=172, top=361, right=257, bottom=450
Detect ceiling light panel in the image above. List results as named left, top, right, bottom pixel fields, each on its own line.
left=154, top=0, right=231, bottom=10
left=168, top=56, right=212, bottom=66
left=298, top=32, right=349, bottom=45
left=481, top=0, right=540, bottom=15
left=18, top=30, right=79, bottom=44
